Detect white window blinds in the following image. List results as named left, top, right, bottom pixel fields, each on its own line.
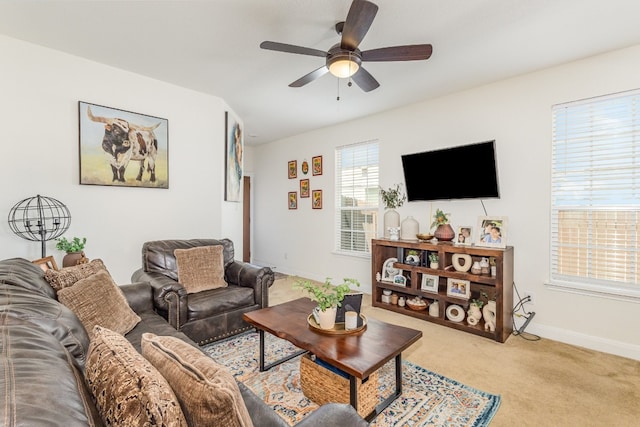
left=335, top=140, right=379, bottom=255
left=551, top=89, right=640, bottom=295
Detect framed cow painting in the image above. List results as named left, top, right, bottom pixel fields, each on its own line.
left=78, top=101, right=169, bottom=188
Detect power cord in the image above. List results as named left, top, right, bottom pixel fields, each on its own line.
left=511, top=282, right=540, bottom=341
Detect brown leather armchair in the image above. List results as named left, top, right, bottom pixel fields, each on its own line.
left=131, top=238, right=274, bottom=345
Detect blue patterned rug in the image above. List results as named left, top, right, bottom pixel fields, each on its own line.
left=203, top=331, right=500, bottom=426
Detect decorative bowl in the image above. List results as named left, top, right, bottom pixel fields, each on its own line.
left=416, top=233, right=434, bottom=241
left=406, top=299, right=428, bottom=311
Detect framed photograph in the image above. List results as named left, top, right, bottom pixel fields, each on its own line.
left=421, top=274, right=439, bottom=293
left=288, top=160, right=297, bottom=179
left=477, top=216, right=508, bottom=248
left=312, top=155, right=323, bottom=176
left=32, top=256, right=58, bottom=272
left=455, top=226, right=473, bottom=246
left=302, top=159, right=309, bottom=175
left=447, top=278, right=471, bottom=299
left=312, top=189, right=322, bottom=209
left=79, top=101, right=168, bottom=188
left=288, top=192, right=297, bottom=209
left=300, top=179, right=310, bottom=198
left=393, top=274, right=407, bottom=286
left=225, top=111, right=244, bottom=202
left=381, top=257, right=400, bottom=282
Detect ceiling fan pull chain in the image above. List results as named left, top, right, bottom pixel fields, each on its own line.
left=337, top=77, right=341, bottom=101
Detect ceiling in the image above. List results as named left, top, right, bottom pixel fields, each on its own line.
left=2, top=0, right=640, bottom=146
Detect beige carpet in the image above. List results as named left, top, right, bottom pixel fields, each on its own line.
left=269, top=276, right=640, bottom=427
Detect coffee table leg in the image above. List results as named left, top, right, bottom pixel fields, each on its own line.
left=363, top=353, right=403, bottom=422
left=258, top=329, right=307, bottom=372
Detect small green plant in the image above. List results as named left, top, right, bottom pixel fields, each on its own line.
left=55, top=237, right=87, bottom=253
left=430, top=209, right=450, bottom=228
left=294, top=277, right=360, bottom=312
left=428, top=252, right=438, bottom=263
left=470, top=298, right=484, bottom=308
left=379, top=184, right=406, bottom=209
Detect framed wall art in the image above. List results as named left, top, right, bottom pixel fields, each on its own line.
left=79, top=101, right=168, bottom=188
left=477, top=216, right=508, bottom=248
left=312, top=155, right=323, bottom=176
left=288, top=192, right=297, bottom=209
left=288, top=160, right=297, bottom=179
left=225, top=111, right=244, bottom=202
left=393, top=274, right=407, bottom=286
left=421, top=273, right=439, bottom=293
left=446, top=278, right=471, bottom=299
left=300, top=179, right=310, bottom=198
left=302, top=159, right=309, bottom=175
left=32, top=256, right=58, bottom=272
left=455, top=226, right=473, bottom=246
left=312, top=189, right=322, bottom=209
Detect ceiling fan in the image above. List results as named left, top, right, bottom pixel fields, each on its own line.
left=260, top=0, right=432, bottom=92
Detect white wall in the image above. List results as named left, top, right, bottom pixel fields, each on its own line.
left=252, top=44, right=640, bottom=360
left=0, top=35, right=243, bottom=284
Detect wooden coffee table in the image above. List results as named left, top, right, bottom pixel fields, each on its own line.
left=243, top=298, right=422, bottom=421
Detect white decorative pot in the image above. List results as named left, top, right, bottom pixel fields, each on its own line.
left=383, top=209, right=400, bottom=238
left=483, top=300, right=497, bottom=332
left=400, top=216, right=419, bottom=240
left=316, top=306, right=337, bottom=330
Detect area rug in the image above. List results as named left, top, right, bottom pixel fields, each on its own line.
left=202, top=331, right=500, bottom=426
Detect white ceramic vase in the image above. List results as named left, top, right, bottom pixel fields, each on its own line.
left=483, top=300, right=497, bottom=332
left=383, top=209, right=400, bottom=238
left=467, top=305, right=482, bottom=325
left=317, top=306, right=337, bottom=330
left=400, top=216, right=419, bottom=240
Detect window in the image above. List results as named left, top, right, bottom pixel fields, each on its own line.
left=551, top=89, right=640, bottom=299
left=335, top=140, right=379, bottom=256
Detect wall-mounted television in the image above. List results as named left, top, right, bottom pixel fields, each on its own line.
left=401, top=140, right=500, bottom=201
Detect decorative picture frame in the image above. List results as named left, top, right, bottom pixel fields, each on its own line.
left=225, top=111, right=244, bottom=202
left=446, top=278, right=471, bottom=299
left=312, top=189, right=322, bottom=209
left=476, top=216, right=508, bottom=248
left=79, top=101, right=169, bottom=188
left=288, top=192, right=297, bottom=209
left=300, top=179, right=310, bottom=198
left=302, top=159, right=309, bottom=175
left=32, top=256, right=58, bottom=272
left=421, top=273, right=439, bottom=293
left=381, top=257, right=399, bottom=282
left=393, top=274, right=407, bottom=286
left=312, top=155, right=323, bottom=176
left=288, top=160, right=297, bottom=179
left=455, top=226, right=473, bottom=246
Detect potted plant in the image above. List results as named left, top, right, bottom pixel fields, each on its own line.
left=294, top=277, right=360, bottom=329
left=428, top=252, right=439, bottom=269
left=467, top=298, right=484, bottom=326
left=380, top=184, right=406, bottom=238
left=55, top=237, right=87, bottom=267
left=431, top=209, right=454, bottom=241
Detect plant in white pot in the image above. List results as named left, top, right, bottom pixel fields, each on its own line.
left=294, top=277, right=360, bottom=329
left=379, top=184, right=406, bottom=239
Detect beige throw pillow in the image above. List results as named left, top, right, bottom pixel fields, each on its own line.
left=85, top=326, right=187, bottom=426
left=44, top=258, right=108, bottom=291
left=141, top=333, right=253, bottom=427
left=174, top=245, right=227, bottom=294
left=57, top=270, right=140, bottom=338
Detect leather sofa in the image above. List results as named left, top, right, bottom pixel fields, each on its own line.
left=132, top=238, right=274, bottom=345
left=0, top=257, right=367, bottom=427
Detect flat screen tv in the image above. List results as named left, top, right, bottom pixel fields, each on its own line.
left=401, top=140, right=500, bottom=201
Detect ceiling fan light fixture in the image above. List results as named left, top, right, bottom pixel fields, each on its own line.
left=329, top=58, right=359, bottom=78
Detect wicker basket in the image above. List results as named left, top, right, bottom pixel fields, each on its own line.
left=300, top=353, right=378, bottom=417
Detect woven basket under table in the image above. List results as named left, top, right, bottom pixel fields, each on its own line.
left=300, top=353, right=378, bottom=417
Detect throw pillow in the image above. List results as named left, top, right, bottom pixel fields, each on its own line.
left=174, top=245, right=227, bottom=294
left=86, top=326, right=187, bottom=426
left=141, top=333, right=253, bottom=427
left=57, top=270, right=140, bottom=338
left=44, top=258, right=108, bottom=292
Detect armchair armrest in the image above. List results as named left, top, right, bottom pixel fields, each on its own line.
left=225, top=261, right=274, bottom=308
left=119, top=281, right=154, bottom=313
left=131, top=268, right=188, bottom=329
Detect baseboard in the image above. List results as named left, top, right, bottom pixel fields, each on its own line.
left=526, top=323, right=640, bottom=361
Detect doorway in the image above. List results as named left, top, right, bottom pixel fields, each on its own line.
left=242, top=175, right=251, bottom=262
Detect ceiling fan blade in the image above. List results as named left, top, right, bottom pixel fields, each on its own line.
left=341, top=0, right=379, bottom=50
left=361, top=44, right=433, bottom=62
left=289, top=66, right=330, bottom=87
left=351, top=67, right=379, bottom=92
left=260, top=41, right=327, bottom=58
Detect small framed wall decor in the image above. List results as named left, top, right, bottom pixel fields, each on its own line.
left=288, top=192, right=297, bottom=209
left=288, top=160, right=297, bottom=179
left=455, top=226, right=473, bottom=246
left=312, top=155, right=323, bottom=176
left=446, top=278, right=471, bottom=299
left=312, top=189, right=322, bottom=209
left=302, top=159, right=309, bottom=175
left=393, top=274, right=407, bottom=286
left=32, top=256, right=58, bottom=272
left=477, top=216, right=507, bottom=248
left=421, top=273, right=439, bottom=293
left=300, top=179, right=310, bottom=198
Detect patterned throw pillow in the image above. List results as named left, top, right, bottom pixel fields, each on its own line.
left=85, top=326, right=187, bottom=426
left=57, top=270, right=140, bottom=338
left=174, top=245, right=227, bottom=294
left=44, top=259, right=108, bottom=292
left=141, top=333, right=253, bottom=427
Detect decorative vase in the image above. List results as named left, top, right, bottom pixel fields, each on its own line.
left=316, top=306, right=337, bottom=330
left=434, top=224, right=455, bottom=241
left=480, top=257, right=490, bottom=275
left=400, top=216, right=419, bottom=240
left=383, top=209, right=400, bottom=238
left=62, top=251, right=85, bottom=268
left=467, top=305, right=483, bottom=326
left=483, top=300, right=497, bottom=332
left=471, top=261, right=482, bottom=275
left=428, top=300, right=439, bottom=317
